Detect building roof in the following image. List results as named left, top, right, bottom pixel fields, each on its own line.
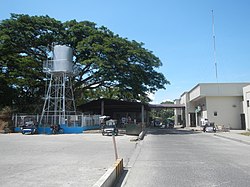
left=149, top=103, right=185, bottom=109
left=179, top=82, right=250, bottom=101
left=77, top=98, right=150, bottom=115
left=78, top=99, right=185, bottom=116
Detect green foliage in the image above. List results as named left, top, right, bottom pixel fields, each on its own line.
left=0, top=14, right=169, bottom=112
left=0, top=14, right=64, bottom=112
left=241, top=132, right=250, bottom=136
left=0, top=106, right=12, bottom=116
left=150, top=100, right=174, bottom=122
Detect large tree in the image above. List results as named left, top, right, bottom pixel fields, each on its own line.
left=0, top=14, right=169, bottom=112
left=0, top=14, right=64, bottom=112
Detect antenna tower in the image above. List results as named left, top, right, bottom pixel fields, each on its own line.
left=212, top=10, right=218, bottom=82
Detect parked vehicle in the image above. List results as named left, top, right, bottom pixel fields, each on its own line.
left=99, top=115, right=111, bottom=129
left=50, top=124, right=64, bottom=134
left=166, top=119, right=174, bottom=128
left=21, top=121, right=37, bottom=135
left=201, top=118, right=209, bottom=127
left=203, top=123, right=216, bottom=133
left=154, top=120, right=162, bottom=127
left=102, top=119, right=118, bottom=136
left=161, top=119, right=174, bottom=128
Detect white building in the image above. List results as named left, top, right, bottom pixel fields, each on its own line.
left=243, top=85, right=250, bottom=130
left=176, top=83, right=250, bottom=130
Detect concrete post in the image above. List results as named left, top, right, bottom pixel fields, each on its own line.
left=182, top=108, right=186, bottom=127
left=101, top=100, right=104, bottom=116
left=141, top=104, right=145, bottom=128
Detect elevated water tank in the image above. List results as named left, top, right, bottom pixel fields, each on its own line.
left=52, top=45, right=73, bottom=73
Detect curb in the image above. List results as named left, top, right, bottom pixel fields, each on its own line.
left=120, top=139, right=144, bottom=187
left=84, top=129, right=127, bottom=134
left=138, top=129, right=147, bottom=140
left=214, top=134, right=250, bottom=145
left=93, top=158, right=123, bottom=187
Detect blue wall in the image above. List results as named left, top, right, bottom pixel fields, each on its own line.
left=14, top=125, right=100, bottom=134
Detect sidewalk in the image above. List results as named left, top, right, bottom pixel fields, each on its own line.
left=214, top=130, right=250, bottom=145
left=183, top=126, right=250, bottom=145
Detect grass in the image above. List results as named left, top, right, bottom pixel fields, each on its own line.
left=240, top=132, right=250, bottom=136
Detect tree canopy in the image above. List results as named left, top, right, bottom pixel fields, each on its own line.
left=0, top=14, right=169, bottom=112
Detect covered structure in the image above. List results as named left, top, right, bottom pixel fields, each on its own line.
left=78, top=99, right=186, bottom=127
left=78, top=99, right=150, bottom=127
left=149, top=103, right=186, bottom=127
left=149, top=103, right=185, bottom=109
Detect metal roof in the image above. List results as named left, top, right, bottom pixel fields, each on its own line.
left=149, top=103, right=185, bottom=109
left=78, top=99, right=185, bottom=116
left=77, top=98, right=150, bottom=114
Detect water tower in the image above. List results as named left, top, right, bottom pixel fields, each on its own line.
left=40, top=45, right=76, bottom=127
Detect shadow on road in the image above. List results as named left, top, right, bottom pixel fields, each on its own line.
left=116, top=168, right=129, bottom=187
left=146, top=127, right=201, bottom=136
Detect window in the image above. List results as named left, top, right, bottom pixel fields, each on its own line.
left=247, top=100, right=250, bottom=107
left=214, top=111, right=217, bottom=116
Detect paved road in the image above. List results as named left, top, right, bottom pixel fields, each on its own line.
left=0, top=133, right=137, bottom=187
left=121, top=128, right=250, bottom=187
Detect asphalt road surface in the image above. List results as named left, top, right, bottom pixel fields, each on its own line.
left=121, top=128, right=250, bottom=187
left=0, top=133, right=137, bottom=187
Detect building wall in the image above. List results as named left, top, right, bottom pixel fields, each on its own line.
left=180, top=93, right=190, bottom=127
left=187, top=83, right=246, bottom=101
left=200, top=83, right=250, bottom=96
left=243, top=85, right=250, bottom=130
left=189, top=85, right=201, bottom=101
left=206, top=96, right=243, bottom=129
left=178, top=83, right=250, bottom=129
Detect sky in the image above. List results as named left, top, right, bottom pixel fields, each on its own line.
left=1, top=0, right=250, bottom=103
